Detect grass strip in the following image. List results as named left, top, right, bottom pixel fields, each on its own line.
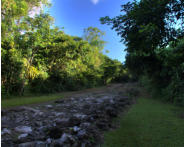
left=103, top=98, right=184, bottom=147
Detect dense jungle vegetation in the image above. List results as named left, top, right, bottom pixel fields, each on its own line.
left=101, top=0, right=184, bottom=106
left=1, top=0, right=129, bottom=97
left=1, top=0, right=184, bottom=107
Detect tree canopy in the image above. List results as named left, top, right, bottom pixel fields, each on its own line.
left=101, top=0, right=184, bottom=105
left=1, top=0, right=128, bottom=96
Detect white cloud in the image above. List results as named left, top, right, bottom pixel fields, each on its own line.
left=28, top=2, right=44, bottom=18
left=91, top=0, right=99, bottom=5
left=29, top=6, right=42, bottom=18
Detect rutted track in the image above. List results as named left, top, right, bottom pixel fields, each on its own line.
left=1, top=83, right=138, bottom=147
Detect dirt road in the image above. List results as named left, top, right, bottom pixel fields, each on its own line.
left=1, top=83, right=138, bottom=147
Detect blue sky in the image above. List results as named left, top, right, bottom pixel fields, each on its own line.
left=48, top=0, right=130, bottom=62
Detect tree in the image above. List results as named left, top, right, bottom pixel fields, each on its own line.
left=100, top=0, right=184, bottom=104
left=1, top=0, right=50, bottom=40
left=1, top=1, right=127, bottom=96
left=100, top=0, right=184, bottom=75
left=1, top=0, right=51, bottom=95
left=83, top=27, right=106, bottom=51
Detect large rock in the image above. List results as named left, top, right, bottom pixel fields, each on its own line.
left=15, top=126, right=32, bottom=133
left=1, top=128, right=11, bottom=135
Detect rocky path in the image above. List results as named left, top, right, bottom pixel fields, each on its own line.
left=1, top=83, right=138, bottom=147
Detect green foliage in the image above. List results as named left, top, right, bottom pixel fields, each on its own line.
left=1, top=42, right=24, bottom=95
left=1, top=1, right=128, bottom=96
left=83, top=27, right=106, bottom=51
left=101, top=0, right=184, bottom=105
left=140, top=39, right=184, bottom=106
left=159, top=38, right=184, bottom=105
left=102, top=56, right=129, bottom=84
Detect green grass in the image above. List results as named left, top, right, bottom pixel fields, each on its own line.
left=1, top=85, right=108, bottom=109
left=2, top=93, right=64, bottom=108
left=103, top=98, right=184, bottom=147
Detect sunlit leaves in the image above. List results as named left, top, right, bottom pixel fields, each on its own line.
left=1, top=0, right=126, bottom=95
